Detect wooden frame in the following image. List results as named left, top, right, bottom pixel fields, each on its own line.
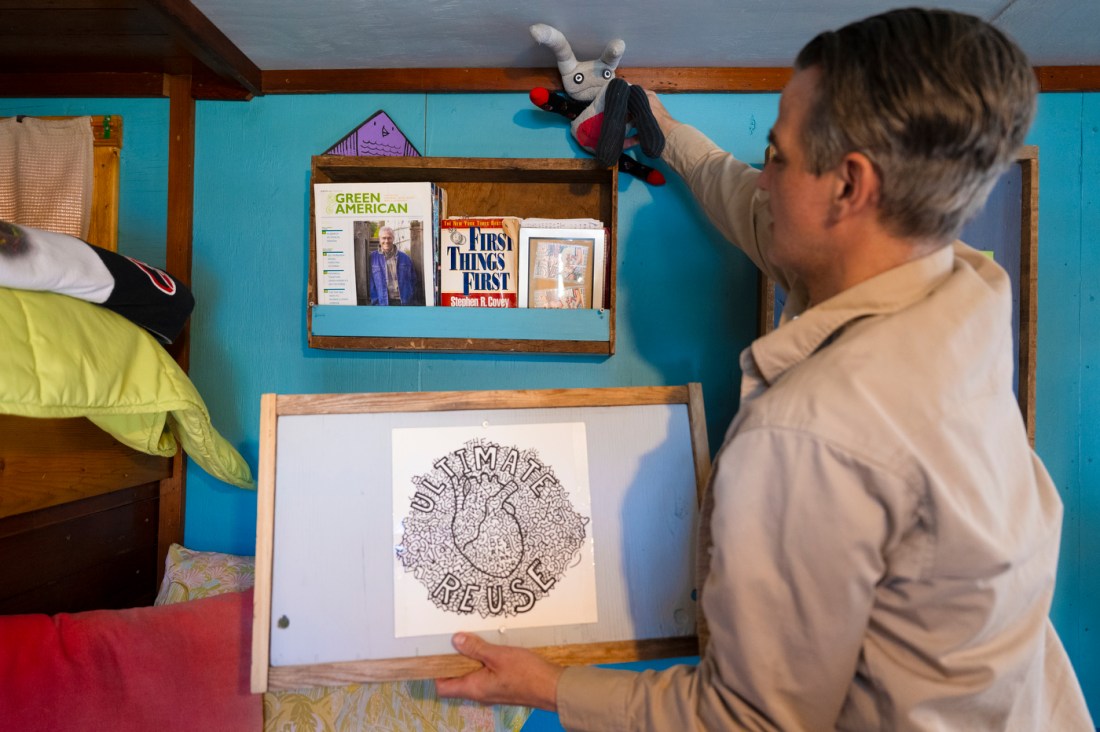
left=519, top=227, right=607, bottom=310
left=307, top=156, right=618, bottom=355
left=252, top=384, right=710, bottom=692
left=757, top=147, right=1039, bottom=442
left=0, top=415, right=171, bottom=613
left=86, top=115, right=122, bottom=251
left=1, top=115, right=122, bottom=250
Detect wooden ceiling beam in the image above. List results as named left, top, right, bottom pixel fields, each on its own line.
left=142, top=0, right=261, bottom=96
left=0, top=71, right=167, bottom=97
left=0, top=69, right=252, bottom=100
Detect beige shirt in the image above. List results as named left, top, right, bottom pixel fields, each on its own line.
left=557, top=124, right=1094, bottom=730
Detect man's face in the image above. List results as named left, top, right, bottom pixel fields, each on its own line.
left=757, top=67, right=838, bottom=279
left=379, top=230, right=395, bottom=255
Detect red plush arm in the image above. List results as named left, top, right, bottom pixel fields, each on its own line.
left=530, top=88, right=589, bottom=120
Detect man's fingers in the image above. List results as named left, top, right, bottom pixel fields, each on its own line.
left=435, top=672, right=477, bottom=699
left=452, top=632, right=493, bottom=665
left=438, top=634, right=563, bottom=710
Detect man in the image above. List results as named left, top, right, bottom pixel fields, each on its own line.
left=436, top=8, right=1094, bottom=730
left=369, top=225, right=421, bottom=305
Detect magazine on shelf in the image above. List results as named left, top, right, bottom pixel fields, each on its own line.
left=314, top=182, right=442, bottom=307
left=439, top=216, right=521, bottom=307
left=518, top=226, right=607, bottom=310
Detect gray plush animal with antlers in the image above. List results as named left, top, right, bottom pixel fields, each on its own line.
left=528, top=23, right=666, bottom=185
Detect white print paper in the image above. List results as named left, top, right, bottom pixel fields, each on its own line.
left=392, top=422, right=597, bottom=638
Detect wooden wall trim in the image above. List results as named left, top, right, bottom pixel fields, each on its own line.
left=1035, top=65, right=1100, bottom=91
left=3, top=66, right=1098, bottom=98
left=261, top=65, right=1100, bottom=94
left=262, top=67, right=564, bottom=94
left=1018, top=148, right=1039, bottom=446
left=260, top=67, right=796, bottom=94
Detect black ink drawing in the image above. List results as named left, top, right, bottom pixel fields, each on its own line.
left=396, top=437, right=589, bottom=617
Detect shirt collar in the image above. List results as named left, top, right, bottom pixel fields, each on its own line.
left=751, top=244, right=956, bottom=385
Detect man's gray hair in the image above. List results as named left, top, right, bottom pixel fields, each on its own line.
left=795, top=7, right=1037, bottom=242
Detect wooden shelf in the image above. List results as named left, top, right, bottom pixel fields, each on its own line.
left=307, top=156, right=618, bottom=355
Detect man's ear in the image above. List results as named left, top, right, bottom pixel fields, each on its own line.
left=832, top=152, right=880, bottom=219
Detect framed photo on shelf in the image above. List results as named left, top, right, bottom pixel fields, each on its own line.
left=519, top=227, right=607, bottom=310
left=756, top=146, right=1039, bottom=443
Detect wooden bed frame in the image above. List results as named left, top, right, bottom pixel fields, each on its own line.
left=0, top=90, right=196, bottom=616
left=0, top=417, right=180, bottom=614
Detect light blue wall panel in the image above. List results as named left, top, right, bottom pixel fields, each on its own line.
left=0, top=99, right=170, bottom=267
left=187, top=94, right=430, bottom=555
left=1074, top=92, right=1099, bottom=713
left=1024, top=93, right=1096, bottom=714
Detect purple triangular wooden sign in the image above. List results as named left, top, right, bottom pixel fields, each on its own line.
left=324, top=110, right=421, bottom=157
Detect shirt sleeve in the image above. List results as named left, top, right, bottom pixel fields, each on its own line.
left=557, top=426, right=916, bottom=732
left=661, top=124, right=787, bottom=290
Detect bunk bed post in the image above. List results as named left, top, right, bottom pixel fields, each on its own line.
left=157, top=73, right=197, bottom=584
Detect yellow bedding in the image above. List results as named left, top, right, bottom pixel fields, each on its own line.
left=0, top=287, right=252, bottom=489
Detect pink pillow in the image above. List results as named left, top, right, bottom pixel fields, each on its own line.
left=0, top=589, right=261, bottom=732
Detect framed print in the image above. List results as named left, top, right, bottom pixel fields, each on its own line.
left=519, top=227, right=607, bottom=310
left=251, top=385, right=710, bottom=690
left=757, top=147, right=1039, bottom=442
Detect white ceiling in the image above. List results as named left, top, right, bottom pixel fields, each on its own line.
left=190, top=0, right=1100, bottom=71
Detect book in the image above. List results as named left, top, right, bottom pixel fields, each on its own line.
left=314, top=182, right=441, bottom=306
left=430, top=185, right=448, bottom=305
left=518, top=217, right=603, bottom=230
left=518, top=226, right=607, bottom=310
left=324, top=110, right=420, bottom=157
left=438, top=217, right=521, bottom=307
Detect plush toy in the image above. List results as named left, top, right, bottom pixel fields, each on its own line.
left=528, top=23, right=666, bottom=185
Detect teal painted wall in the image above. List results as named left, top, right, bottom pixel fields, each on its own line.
left=184, top=92, right=773, bottom=555
left=1028, top=92, right=1100, bottom=714
left=2, top=91, right=1096, bottom=719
